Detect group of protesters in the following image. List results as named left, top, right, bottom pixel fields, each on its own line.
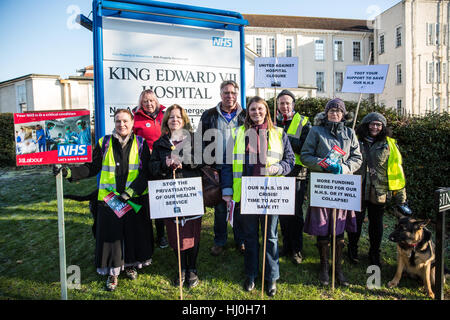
left=53, top=80, right=409, bottom=296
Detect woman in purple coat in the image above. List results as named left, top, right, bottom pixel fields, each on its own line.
left=300, top=98, right=362, bottom=287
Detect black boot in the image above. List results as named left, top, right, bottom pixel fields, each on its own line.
left=369, top=249, right=382, bottom=269
left=347, top=232, right=359, bottom=264
left=334, top=239, right=349, bottom=287
left=317, top=240, right=330, bottom=286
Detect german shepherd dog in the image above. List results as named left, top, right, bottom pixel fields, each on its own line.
left=387, top=217, right=437, bottom=298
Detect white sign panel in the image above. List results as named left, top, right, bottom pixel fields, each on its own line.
left=310, top=173, right=361, bottom=212
left=254, top=57, right=298, bottom=88
left=240, top=176, right=296, bottom=215
left=341, top=64, right=389, bottom=94
left=149, top=177, right=205, bottom=219
left=102, top=16, right=242, bottom=132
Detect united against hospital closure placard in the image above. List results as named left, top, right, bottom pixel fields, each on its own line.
left=310, top=173, right=361, bottom=211
left=254, top=57, right=298, bottom=88
left=148, top=177, right=205, bottom=219
left=240, top=176, right=295, bottom=215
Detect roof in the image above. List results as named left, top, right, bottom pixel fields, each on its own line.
left=0, top=74, right=61, bottom=87
left=243, top=14, right=373, bottom=32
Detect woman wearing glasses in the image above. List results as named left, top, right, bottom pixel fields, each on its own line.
left=347, top=112, right=409, bottom=268
left=300, top=98, right=362, bottom=287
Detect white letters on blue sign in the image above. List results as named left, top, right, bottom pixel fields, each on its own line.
left=212, top=37, right=232, bottom=48
left=58, top=145, right=87, bottom=157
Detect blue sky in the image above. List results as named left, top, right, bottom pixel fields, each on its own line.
left=0, top=0, right=401, bottom=82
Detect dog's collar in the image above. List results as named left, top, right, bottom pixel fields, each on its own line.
left=400, top=242, right=418, bottom=249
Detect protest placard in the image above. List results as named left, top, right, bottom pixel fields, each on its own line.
left=309, top=173, right=361, bottom=212
left=341, top=64, right=389, bottom=94
left=13, top=110, right=92, bottom=166
left=148, top=177, right=205, bottom=219
left=254, top=57, right=298, bottom=88
left=240, top=176, right=296, bottom=215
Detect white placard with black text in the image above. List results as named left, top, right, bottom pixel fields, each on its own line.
left=341, top=64, right=389, bottom=94
left=310, top=173, right=361, bottom=211
left=240, top=176, right=296, bottom=215
left=254, top=57, right=298, bottom=88
left=148, top=177, right=205, bottom=219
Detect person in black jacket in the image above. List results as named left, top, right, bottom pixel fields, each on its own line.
left=53, top=109, right=153, bottom=291
left=198, top=80, right=246, bottom=256
left=275, top=90, right=312, bottom=265
left=150, top=104, right=203, bottom=288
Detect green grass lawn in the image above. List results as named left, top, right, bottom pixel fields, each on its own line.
left=0, top=166, right=448, bottom=300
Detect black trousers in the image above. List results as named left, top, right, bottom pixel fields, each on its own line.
left=347, top=201, right=384, bottom=254
left=173, top=243, right=200, bottom=272
left=279, top=179, right=307, bottom=253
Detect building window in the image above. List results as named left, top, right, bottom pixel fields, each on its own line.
left=268, top=38, right=275, bottom=57
left=395, top=26, right=402, bottom=47
left=334, top=40, right=343, bottom=61
left=427, top=23, right=434, bottom=45
left=443, top=62, right=447, bottom=83
left=352, top=41, right=361, bottom=62
left=255, top=38, right=262, bottom=56
left=436, top=23, right=440, bottom=45
left=370, top=41, right=374, bottom=63
left=335, top=72, right=343, bottom=92
left=444, top=24, right=449, bottom=46
left=396, top=99, right=403, bottom=115
left=316, top=72, right=325, bottom=92
left=396, top=64, right=402, bottom=84
left=285, top=38, right=292, bottom=57
left=427, top=61, right=434, bottom=83
left=315, top=39, right=325, bottom=61
left=436, top=61, right=441, bottom=83
left=379, top=34, right=385, bottom=54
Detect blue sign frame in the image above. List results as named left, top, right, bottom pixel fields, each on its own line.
left=92, top=0, right=248, bottom=140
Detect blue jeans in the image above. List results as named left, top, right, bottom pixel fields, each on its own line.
left=213, top=200, right=244, bottom=247
left=240, top=212, right=279, bottom=282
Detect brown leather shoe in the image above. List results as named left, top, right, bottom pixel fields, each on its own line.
left=210, top=245, right=224, bottom=256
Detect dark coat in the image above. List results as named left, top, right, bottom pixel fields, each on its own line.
left=69, top=133, right=154, bottom=269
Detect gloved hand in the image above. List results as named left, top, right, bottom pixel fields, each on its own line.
left=52, top=164, right=71, bottom=178
left=266, top=165, right=280, bottom=176
left=397, top=202, right=412, bottom=216
left=325, top=163, right=342, bottom=174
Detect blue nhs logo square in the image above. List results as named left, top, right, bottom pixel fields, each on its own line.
left=58, top=144, right=87, bottom=157
left=212, top=37, right=232, bottom=48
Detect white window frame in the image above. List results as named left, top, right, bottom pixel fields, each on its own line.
left=396, top=99, right=403, bottom=115
left=334, top=40, right=344, bottom=61
left=379, top=33, right=385, bottom=54
left=427, top=61, right=434, bottom=83
left=335, top=71, right=343, bottom=92
left=315, top=39, right=325, bottom=61
left=396, top=63, right=402, bottom=84
left=316, top=71, right=325, bottom=93
left=395, top=25, right=402, bottom=48
left=285, top=38, right=293, bottom=57
left=255, top=37, right=262, bottom=56
left=352, top=41, right=361, bottom=62
left=268, top=37, right=275, bottom=57
left=427, top=23, right=434, bottom=46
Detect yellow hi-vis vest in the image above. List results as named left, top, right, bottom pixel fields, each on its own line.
left=232, top=125, right=284, bottom=203
left=286, top=113, right=309, bottom=166
left=386, top=136, right=406, bottom=191
left=97, top=135, right=148, bottom=201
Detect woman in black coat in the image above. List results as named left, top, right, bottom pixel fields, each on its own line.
left=54, top=109, right=154, bottom=291
left=150, top=104, right=203, bottom=288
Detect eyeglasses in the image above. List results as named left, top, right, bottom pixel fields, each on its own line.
left=328, top=109, right=343, bottom=114
left=369, top=122, right=383, bottom=128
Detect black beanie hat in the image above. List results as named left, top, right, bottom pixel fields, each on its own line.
left=324, top=98, right=346, bottom=115
left=276, top=89, right=296, bottom=103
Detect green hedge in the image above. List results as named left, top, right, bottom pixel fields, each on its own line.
left=1, top=102, right=449, bottom=220
left=268, top=97, right=449, bottom=220
left=0, top=113, right=16, bottom=167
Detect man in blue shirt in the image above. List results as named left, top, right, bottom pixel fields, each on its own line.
left=36, top=124, right=46, bottom=152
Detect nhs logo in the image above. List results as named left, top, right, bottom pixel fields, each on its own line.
left=58, top=144, right=87, bottom=157
left=212, top=37, right=232, bottom=48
